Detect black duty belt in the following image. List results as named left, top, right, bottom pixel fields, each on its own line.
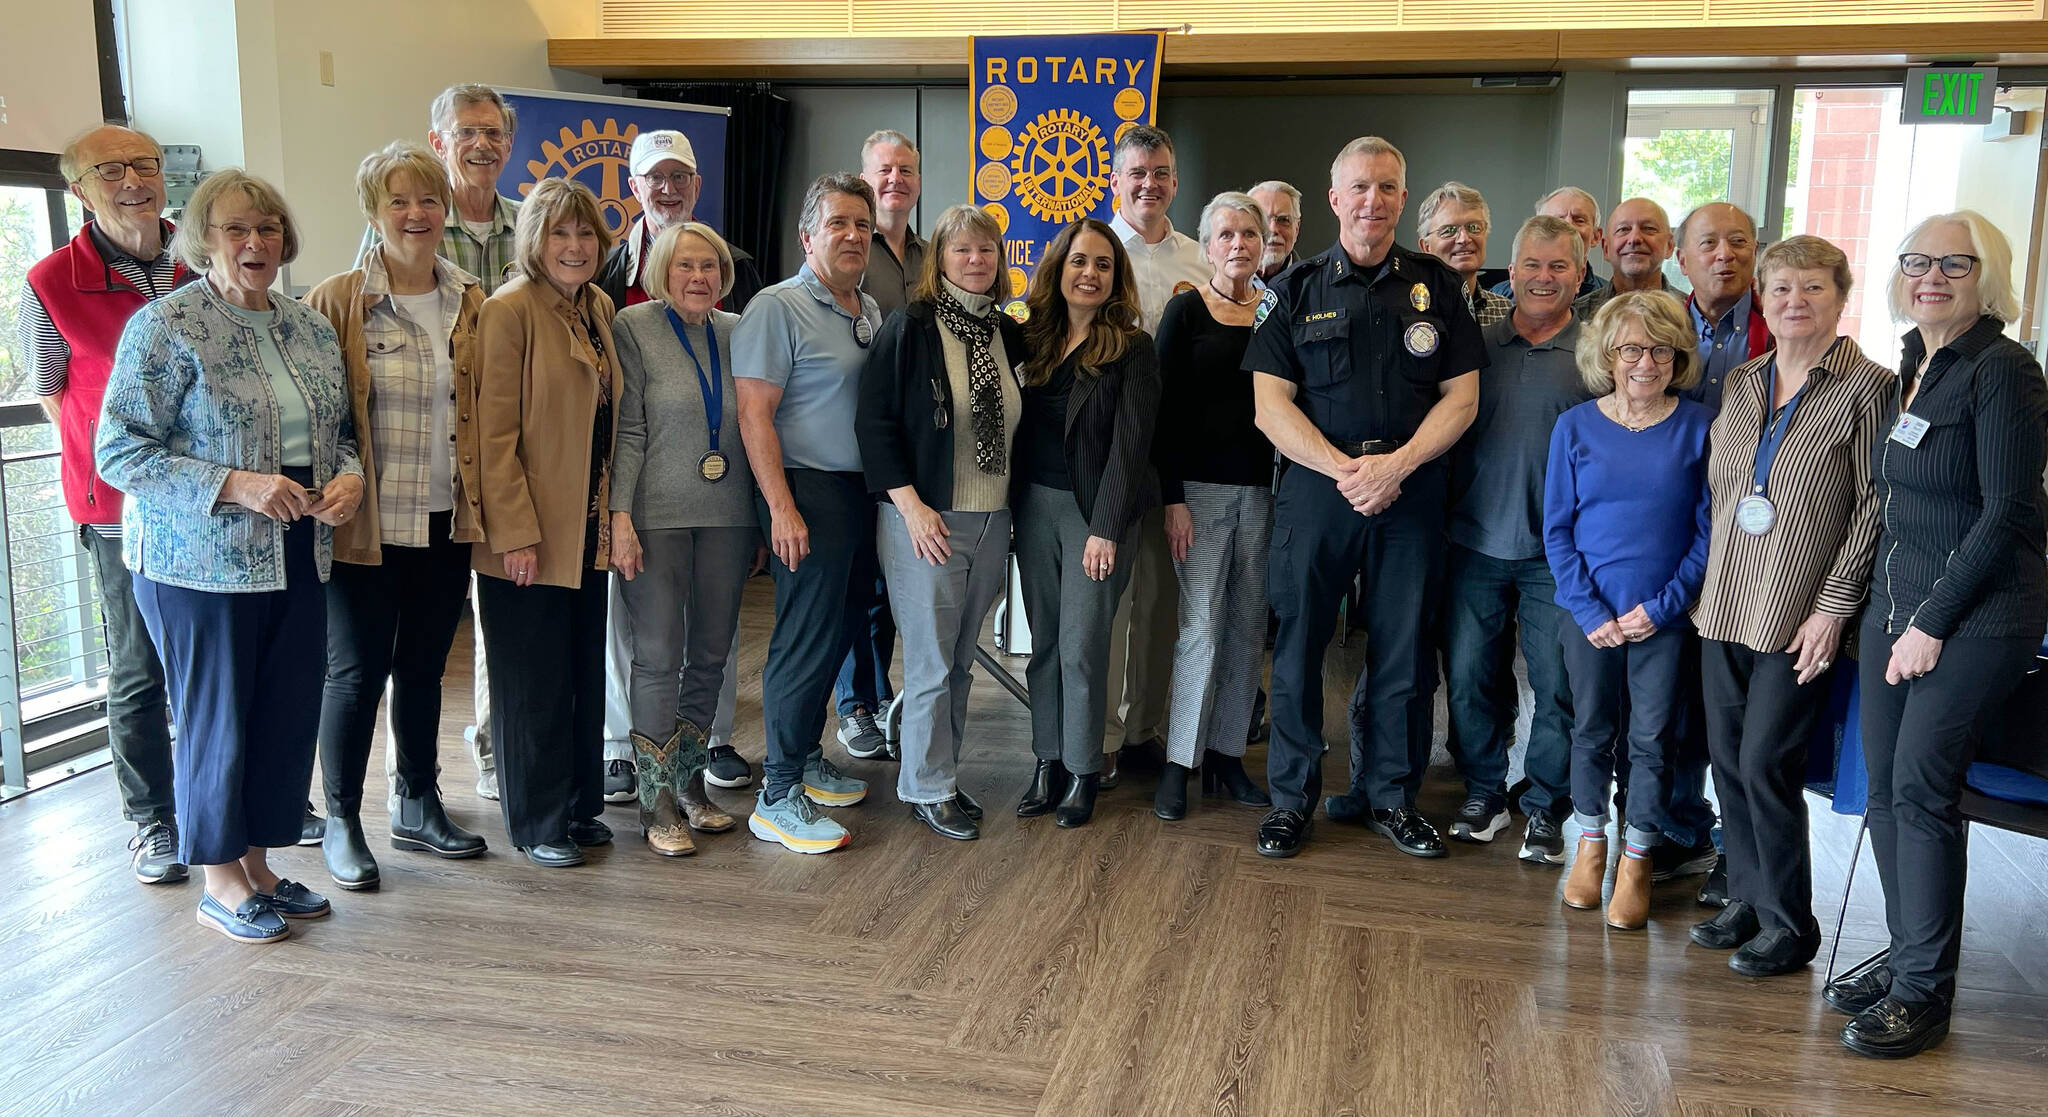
left=1332, top=438, right=1407, bottom=456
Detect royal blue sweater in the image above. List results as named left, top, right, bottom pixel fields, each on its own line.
left=1542, top=397, right=1713, bottom=635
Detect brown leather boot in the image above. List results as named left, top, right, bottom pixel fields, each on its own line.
left=1563, top=836, right=1608, bottom=910
left=632, top=729, right=695, bottom=857
left=1607, top=851, right=1653, bottom=930
left=667, top=718, right=735, bottom=833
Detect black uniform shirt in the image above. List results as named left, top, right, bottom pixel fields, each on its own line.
left=1241, top=241, right=1487, bottom=443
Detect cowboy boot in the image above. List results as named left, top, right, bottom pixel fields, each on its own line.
left=670, top=718, right=735, bottom=833
left=1563, top=836, right=1608, bottom=910
left=632, top=728, right=694, bottom=857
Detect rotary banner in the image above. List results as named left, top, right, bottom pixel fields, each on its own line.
left=492, top=87, right=729, bottom=237
left=970, top=32, right=1163, bottom=318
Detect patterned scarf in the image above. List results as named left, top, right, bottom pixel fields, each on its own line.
left=931, top=285, right=1006, bottom=474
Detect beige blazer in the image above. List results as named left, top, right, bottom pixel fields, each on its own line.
left=469, top=273, right=620, bottom=588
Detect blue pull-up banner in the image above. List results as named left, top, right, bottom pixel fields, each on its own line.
left=969, top=32, right=1164, bottom=318
left=493, top=87, right=729, bottom=237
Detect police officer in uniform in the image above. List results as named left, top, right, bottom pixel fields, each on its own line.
left=1243, top=137, right=1485, bottom=858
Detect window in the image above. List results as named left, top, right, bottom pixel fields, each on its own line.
left=1624, top=88, right=1778, bottom=292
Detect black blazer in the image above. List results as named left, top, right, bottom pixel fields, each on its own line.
left=1014, top=333, right=1162, bottom=541
left=856, top=301, right=1026, bottom=509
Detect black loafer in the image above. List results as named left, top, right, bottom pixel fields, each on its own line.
left=1688, top=899, right=1759, bottom=950
left=1369, top=807, right=1446, bottom=858
left=566, top=818, right=613, bottom=847
left=1323, top=791, right=1372, bottom=825
left=955, top=789, right=984, bottom=822
left=911, top=798, right=979, bottom=841
left=1730, top=927, right=1821, bottom=977
left=1256, top=808, right=1311, bottom=858
left=1824, top=960, right=1894, bottom=1016
left=521, top=840, right=585, bottom=868
left=1841, top=996, right=1950, bottom=1059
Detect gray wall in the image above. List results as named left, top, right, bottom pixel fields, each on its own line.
left=774, top=83, right=1578, bottom=281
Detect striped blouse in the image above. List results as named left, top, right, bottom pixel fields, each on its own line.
left=1691, top=336, right=1894, bottom=651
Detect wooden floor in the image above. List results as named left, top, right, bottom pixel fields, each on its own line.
left=4, top=579, right=2046, bottom=1117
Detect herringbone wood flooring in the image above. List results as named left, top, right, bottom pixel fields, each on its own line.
left=3, top=579, right=2045, bottom=1116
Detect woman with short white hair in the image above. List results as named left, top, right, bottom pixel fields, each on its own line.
left=1829, top=211, right=2048, bottom=1059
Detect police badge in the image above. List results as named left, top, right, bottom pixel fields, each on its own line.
left=1410, top=282, right=1430, bottom=312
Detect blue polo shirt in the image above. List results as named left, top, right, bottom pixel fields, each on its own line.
left=732, top=264, right=882, bottom=473
left=1449, top=315, right=1594, bottom=561
left=1686, top=290, right=1754, bottom=412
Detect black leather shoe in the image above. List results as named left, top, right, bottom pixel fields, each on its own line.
left=955, top=788, right=984, bottom=822
left=1201, top=752, right=1270, bottom=806
left=1841, top=996, right=1950, bottom=1059
left=1099, top=751, right=1121, bottom=791
left=1323, top=791, right=1371, bottom=825
left=1730, top=926, right=1821, bottom=977
left=1651, top=838, right=1718, bottom=881
left=321, top=814, right=380, bottom=890
left=1153, top=763, right=1190, bottom=821
left=389, top=789, right=487, bottom=858
left=566, top=817, right=613, bottom=847
left=1016, top=760, right=1065, bottom=817
left=1246, top=688, right=1268, bottom=744
left=1055, top=773, right=1100, bottom=828
left=911, top=798, right=980, bottom=841
left=1369, top=807, right=1446, bottom=858
left=299, top=802, right=326, bottom=846
left=1824, top=960, right=1895, bottom=1016
left=1256, top=807, right=1311, bottom=858
left=1688, top=899, right=1759, bottom=950
left=1120, top=737, right=1167, bottom=773
left=520, top=840, right=585, bottom=868
left=1698, top=852, right=1730, bottom=907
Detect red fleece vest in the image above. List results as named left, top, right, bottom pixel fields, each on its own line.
left=25, top=222, right=188, bottom=526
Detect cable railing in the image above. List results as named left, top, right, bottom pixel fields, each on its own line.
left=0, top=402, right=112, bottom=792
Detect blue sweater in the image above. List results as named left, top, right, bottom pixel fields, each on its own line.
left=1542, top=397, right=1713, bottom=635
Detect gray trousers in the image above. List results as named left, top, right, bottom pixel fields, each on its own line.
left=615, top=527, right=754, bottom=742
left=1165, top=482, right=1272, bottom=767
left=878, top=504, right=1011, bottom=804
left=81, top=527, right=176, bottom=823
left=605, top=567, right=745, bottom=758
left=1015, top=483, right=1135, bottom=775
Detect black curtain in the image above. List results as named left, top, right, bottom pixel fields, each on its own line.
left=633, top=82, right=790, bottom=289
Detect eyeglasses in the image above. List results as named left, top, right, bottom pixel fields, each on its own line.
left=1430, top=221, right=1486, bottom=240
left=930, top=376, right=949, bottom=429
left=1611, top=344, right=1677, bottom=365
left=1898, top=253, right=1979, bottom=279
left=442, top=126, right=509, bottom=143
left=210, top=222, right=286, bottom=243
left=638, top=171, right=698, bottom=190
left=74, top=157, right=162, bottom=183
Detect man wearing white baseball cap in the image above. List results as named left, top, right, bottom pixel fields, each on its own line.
left=595, top=127, right=767, bottom=805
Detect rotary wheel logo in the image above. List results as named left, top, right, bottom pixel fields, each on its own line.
left=524, top=118, right=639, bottom=235
left=1008, top=108, right=1110, bottom=224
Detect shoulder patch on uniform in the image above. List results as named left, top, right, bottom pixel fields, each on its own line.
left=1252, top=287, right=1278, bottom=330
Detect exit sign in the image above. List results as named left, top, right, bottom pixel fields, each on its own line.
left=1902, top=66, right=1997, bottom=125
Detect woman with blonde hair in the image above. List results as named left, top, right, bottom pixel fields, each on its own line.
left=306, top=142, right=489, bottom=889
left=1010, top=217, right=1160, bottom=828
left=1542, top=290, right=1712, bottom=931
left=471, top=176, right=620, bottom=868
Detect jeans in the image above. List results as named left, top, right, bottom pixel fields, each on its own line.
left=1559, top=623, right=1683, bottom=849
left=80, top=527, right=175, bottom=823
left=834, top=572, right=896, bottom=717
left=1442, top=544, right=1573, bottom=819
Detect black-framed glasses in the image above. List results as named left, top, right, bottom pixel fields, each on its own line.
left=1611, top=344, right=1677, bottom=365
left=1430, top=221, right=1486, bottom=240
left=1899, top=253, right=1979, bottom=279
left=74, top=157, right=162, bottom=183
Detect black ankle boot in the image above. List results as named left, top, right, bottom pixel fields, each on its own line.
left=389, top=788, right=487, bottom=858
left=1154, top=763, right=1190, bottom=821
left=1017, top=759, right=1065, bottom=817
left=322, top=813, right=379, bottom=890
left=1055, top=772, right=1101, bottom=828
left=1201, top=752, right=1271, bottom=806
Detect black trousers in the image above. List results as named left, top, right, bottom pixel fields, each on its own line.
left=317, top=514, right=472, bottom=816
left=1858, top=616, right=2034, bottom=1006
left=478, top=567, right=608, bottom=848
left=1266, top=462, right=1445, bottom=813
left=1701, top=638, right=1831, bottom=934
left=80, top=526, right=176, bottom=823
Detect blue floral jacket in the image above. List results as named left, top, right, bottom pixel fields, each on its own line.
left=96, top=278, right=363, bottom=592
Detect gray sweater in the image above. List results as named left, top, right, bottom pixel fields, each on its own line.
left=609, top=302, right=756, bottom=529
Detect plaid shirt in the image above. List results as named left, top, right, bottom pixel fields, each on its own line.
left=1468, top=285, right=1512, bottom=327
left=359, top=251, right=471, bottom=547
left=355, top=194, right=520, bottom=294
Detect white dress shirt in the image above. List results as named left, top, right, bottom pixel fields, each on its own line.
left=1109, top=212, right=1210, bottom=336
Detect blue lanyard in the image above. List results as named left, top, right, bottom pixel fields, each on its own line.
left=665, top=307, right=721, bottom=452
left=1752, top=360, right=1807, bottom=497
